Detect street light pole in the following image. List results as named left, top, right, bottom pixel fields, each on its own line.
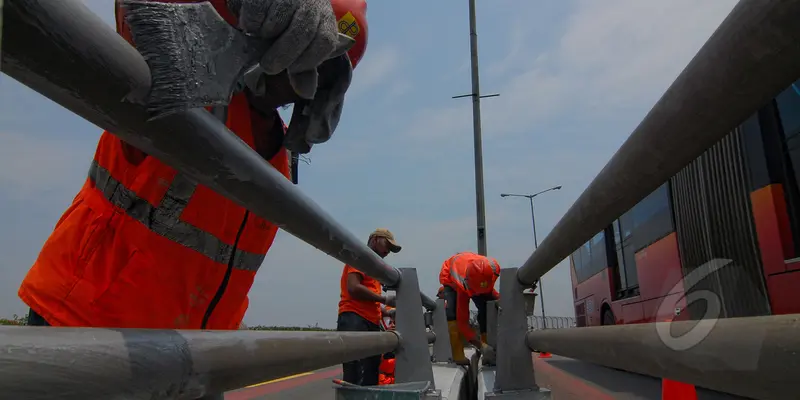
left=528, top=196, right=547, bottom=328
left=500, top=185, right=562, bottom=329
left=468, top=0, right=486, bottom=256
left=452, top=0, right=499, bottom=256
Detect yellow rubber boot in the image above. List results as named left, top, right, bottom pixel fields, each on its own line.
left=447, top=320, right=469, bottom=364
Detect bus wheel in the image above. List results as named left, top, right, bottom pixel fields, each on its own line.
left=602, top=309, right=615, bottom=326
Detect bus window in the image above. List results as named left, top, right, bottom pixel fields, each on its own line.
left=571, top=250, right=582, bottom=283
left=611, top=220, right=629, bottom=294
left=630, top=183, right=673, bottom=250
left=590, top=231, right=606, bottom=278
left=622, top=242, right=639, bottom=291
left=581, top=242, right=592, bottom=281
left=616, top=215, right=639, bottom=295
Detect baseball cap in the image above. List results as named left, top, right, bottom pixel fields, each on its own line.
left=370, top=228, right=402, bottom=253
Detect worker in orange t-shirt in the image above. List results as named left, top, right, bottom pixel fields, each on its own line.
left=337, top=228, right=401, bottom=386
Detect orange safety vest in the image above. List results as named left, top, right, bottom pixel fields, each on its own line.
left=438, top=252, right=500, bottom=297
left=17, top=0, right=290, bottom=329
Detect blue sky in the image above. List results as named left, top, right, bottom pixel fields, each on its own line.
left=0, top=0, right=737, bottom=327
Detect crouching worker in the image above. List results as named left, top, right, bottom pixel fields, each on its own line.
left=439, top=252, right=500, bottom=365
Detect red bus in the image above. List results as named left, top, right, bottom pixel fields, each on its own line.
left=571, top=79, right=800, bottom=327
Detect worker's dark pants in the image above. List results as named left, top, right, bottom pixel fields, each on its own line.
left=337, top=312, right=381, bottom=386
left=442, top=286, right=493, bottom=334
left=26, top=308, right=50, bottom=326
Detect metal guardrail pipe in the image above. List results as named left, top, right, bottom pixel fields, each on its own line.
left=0, top=327, right=399, bottom=400
left=525, top=315, right=800, bottom=400
left=0, top=0, right=436, bottom=311
left=516, top=0, right=800, bottom=286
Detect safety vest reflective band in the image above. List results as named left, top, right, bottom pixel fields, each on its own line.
left=88, top=160, right=266, bottom=272
left=441, top=253, right=468, bottom=291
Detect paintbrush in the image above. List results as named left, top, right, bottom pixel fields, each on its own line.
left=121, top=0, right=268, bottom=119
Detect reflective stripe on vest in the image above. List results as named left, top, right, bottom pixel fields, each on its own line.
left=490, top=258, right=500, bottom=277
left=88, top=160, right=265, bottom=271
left=448, top=254, right=468, bottom=288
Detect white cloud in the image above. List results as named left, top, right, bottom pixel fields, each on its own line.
left=348, top=47, right=402, bottom=96
left=411, top=0, right=737, bottom=140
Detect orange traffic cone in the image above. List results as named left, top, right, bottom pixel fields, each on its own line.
left=537, top=352, right=552, bottom=359
left=662, top=379, right=697, bottom=400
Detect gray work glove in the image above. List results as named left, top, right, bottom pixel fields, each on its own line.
left=283, top=53, right=351, bottom=153
left=383, top=293, right=397, bottom=308
left=228, top=0, right=356, bottom=100
left=241, top=53, right=351, bottom=154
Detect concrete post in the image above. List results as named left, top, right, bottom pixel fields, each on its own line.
left=486, top=300, right=498, bottom=349
left=431, top=299, right=453, bottom=363
left=394, top=268, right=436, bottom=386
left=491, top=268, right=550, bottom=399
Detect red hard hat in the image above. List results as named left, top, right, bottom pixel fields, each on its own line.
left=331, top=0, right=368, bottom=69
left=465, top=258, right=495, bottom=295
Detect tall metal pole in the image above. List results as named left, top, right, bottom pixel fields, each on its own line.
left=1, top=0, right=4, bottom=65
left=529, top=197, right=547, bottom=328
left=467, top=0, right=487, bottom=256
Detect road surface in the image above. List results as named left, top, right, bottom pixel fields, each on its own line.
left=534, top=355, right=748, bottom=400
left=224, top=366, right=342, bottom=400
left=224, top=356, right=749, bottom=399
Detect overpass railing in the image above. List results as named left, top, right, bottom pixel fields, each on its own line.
left=2, top=0, right=800, bottom=399
left=527, top=316, right=576, bottom=330
left=479, top=0, right=800, bottom=399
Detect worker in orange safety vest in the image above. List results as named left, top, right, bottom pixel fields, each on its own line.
left=439, top=252, right=500, bottom=365
left=18, top=0, right=370, bottom=329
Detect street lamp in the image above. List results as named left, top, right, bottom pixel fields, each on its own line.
left=448, top=0, right=500, bottom=256
left=500, top=185, right=562, bottom=328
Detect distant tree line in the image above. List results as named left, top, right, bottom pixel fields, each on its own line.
left=0, top=314, right=27, bottom=326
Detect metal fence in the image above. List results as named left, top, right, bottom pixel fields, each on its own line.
left=2, top=0, right=800, bottom=399
left=527, top=316, right=576, bottom=330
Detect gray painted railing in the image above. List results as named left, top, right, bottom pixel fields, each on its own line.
left=2, top=0, right=800, bottom=399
